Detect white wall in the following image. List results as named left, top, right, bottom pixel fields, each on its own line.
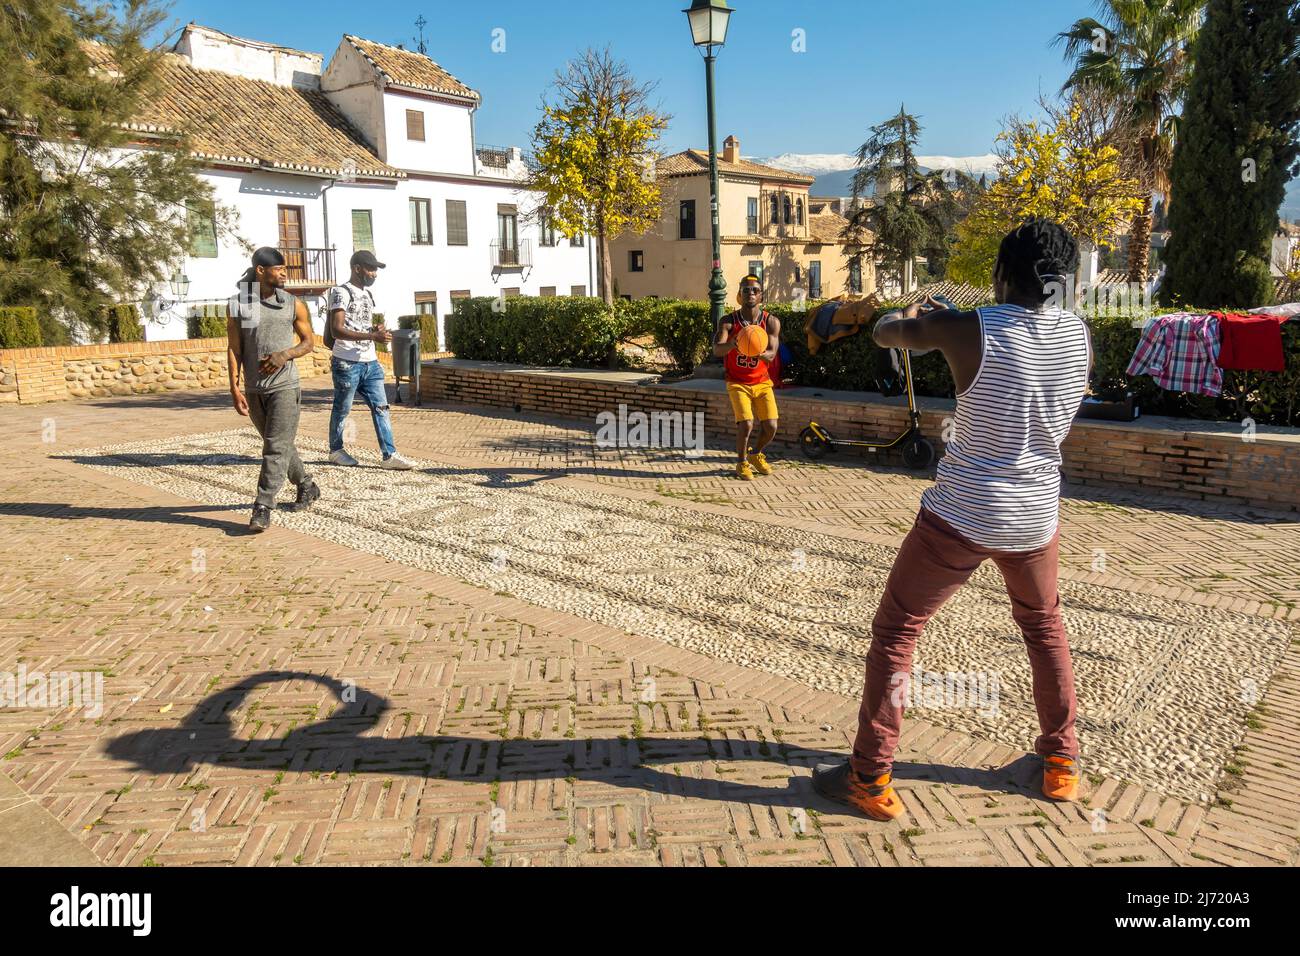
left=155, top=166, right=591, bottom=346
left=382, top=92, right=475, bottom=174
left=178, top=27, right=322, bottom=90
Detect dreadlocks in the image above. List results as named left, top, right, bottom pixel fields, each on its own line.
left=995, top=218, right=1079, bottom=304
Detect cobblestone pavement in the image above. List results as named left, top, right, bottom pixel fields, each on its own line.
left=0, top=384, right=1296, bottom=867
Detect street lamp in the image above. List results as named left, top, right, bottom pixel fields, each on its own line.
left=684, top=0, right=732, bottom=328
left=168, top=271, right=190, bottom=300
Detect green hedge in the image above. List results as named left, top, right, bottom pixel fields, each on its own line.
left=102, top=304, right=142, bottom=343
left=643, top=300, right=713, bottom=373
left=187, top=304, right=228, bottom=339
left=446, top=296, right=623, bottom=367
left=444, top=294, right=1300, bottom=426
left=0, top=306, right=42, bottom=348
left=398, top=314, right=439, bottom=354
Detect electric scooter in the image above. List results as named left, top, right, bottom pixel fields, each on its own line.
left=798, top=296, right=957, bottom=470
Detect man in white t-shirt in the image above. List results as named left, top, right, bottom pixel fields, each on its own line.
left=326, top=250, right=414, bottom=469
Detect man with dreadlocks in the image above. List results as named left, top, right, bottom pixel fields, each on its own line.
left=812, top=218, right=1091, bottom=820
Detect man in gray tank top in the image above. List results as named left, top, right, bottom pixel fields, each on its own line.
left=227, top=247, right=321, bottom=532
left=811, top=219, right=1090, bottom=820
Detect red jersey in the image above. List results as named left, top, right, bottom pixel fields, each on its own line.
left=723, top=310, right=772, bottom=385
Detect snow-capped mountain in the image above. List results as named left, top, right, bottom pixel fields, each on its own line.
left=752, top=151, right=1001, bottom=199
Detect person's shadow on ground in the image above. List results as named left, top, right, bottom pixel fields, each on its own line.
left=105, top=671, right=1047, bottom=816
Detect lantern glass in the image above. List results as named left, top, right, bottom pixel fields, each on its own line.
left=685, top=0, right=731, bottom=48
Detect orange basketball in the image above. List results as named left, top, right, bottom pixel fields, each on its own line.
left=736, top=324, right=768, bottom=358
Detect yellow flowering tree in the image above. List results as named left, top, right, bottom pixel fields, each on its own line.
left=526, top=48, right=670, bottom=305
left=949, top=103, right=1145, bottom=287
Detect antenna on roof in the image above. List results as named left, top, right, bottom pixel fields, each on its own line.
left=413, top=15, right=428, bottom=56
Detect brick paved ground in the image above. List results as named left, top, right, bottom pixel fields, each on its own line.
left=1, top=384, right=1297, bottom=866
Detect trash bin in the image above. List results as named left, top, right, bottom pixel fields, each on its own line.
left=390, top=328, right=420, bottom=405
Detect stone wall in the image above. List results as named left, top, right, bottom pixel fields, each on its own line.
left=419, top=359, right=1300, bottom=514
left=0, top=338, right=393, bottom=405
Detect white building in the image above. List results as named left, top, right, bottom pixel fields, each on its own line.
left=138, top=24, right=593, bottom=345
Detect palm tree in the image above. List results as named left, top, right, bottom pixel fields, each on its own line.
left=1056, top=0, right=1204, bottom=282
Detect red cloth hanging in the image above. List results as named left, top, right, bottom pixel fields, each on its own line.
left=1213, top=312, right=1286, bottom=372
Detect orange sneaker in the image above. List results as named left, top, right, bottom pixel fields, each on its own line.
left=747, top=451, right=773, bottom=475
left=812, top=761, right=906, bottom=821
left=735, top=460, right=754, bottom=481
left=1042, top=754, right=1081, bottom=801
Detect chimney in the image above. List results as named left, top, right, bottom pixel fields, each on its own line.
left=722, top=135, right=740, bottom=165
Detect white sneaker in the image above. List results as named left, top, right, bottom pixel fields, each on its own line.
left=381, top=453, right=415, bottom=470
left=329, top=449, right=359, bottom=467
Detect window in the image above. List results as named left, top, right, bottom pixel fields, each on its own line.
left=415, top=291, right=437, bottom=315
left=540, top=286, right=557, bottom=297
left=409, top=198, right=432, bottom=245
left=568, top=231, right=584, bottom=247
left=629, top=250, right=644, bottom=272
left=406, top=109, right=425, bottom=141
left=769, top=194, right=779, bottom=227
left=187, top=200, right=218, bottom=258
left=679, top=199, right=696, bottom=240
left=747, top=260, right=764, bottom=285
left=446, top=200, right=468, bottom=245
left=849, top=257, right=863, bottom=294
left=539, top=211, right=557, bottom=247
left=351, top=209, right=374, bottom=252
left=503, top=287, right=521, bottom=298
left=796, top=198, right=804, bottom=226
left=809, top=260, right=822, bottom=298
left=497, top=205, right=519, bottom=265
left=783, top=195, right=792, bottom=225
left=746, top=197, right=758, bottom=233
left=571, top=285, right=587, bottom=296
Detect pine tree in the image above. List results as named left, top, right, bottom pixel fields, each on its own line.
left=0, top=0, right=220, bottom=342
left=1163, top=0, right=1300, bottom=307
left=843, top=107, right=961, bottom=294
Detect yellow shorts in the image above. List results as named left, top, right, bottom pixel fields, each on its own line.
left=727, top=381, right=778, bottom=423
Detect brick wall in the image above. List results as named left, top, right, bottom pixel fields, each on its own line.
left=0, top=338, right=393, bottom=405
left=419, top=361, right=1300, bottom=514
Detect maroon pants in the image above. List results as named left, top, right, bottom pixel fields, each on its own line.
left=850, top=507, right=1079, bottom=778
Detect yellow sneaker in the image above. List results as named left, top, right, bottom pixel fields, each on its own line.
left=735, top=460, right=754, bottom=481
left=747, top=451, right=772, bottom=476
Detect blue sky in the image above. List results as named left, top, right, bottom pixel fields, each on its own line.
left=152, top=0, right=1085, bottom=159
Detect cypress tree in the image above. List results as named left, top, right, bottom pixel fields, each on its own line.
left=1163, top=0, right=1300, bottom=307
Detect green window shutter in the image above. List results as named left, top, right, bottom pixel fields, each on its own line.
left=187, top=200, right=218, bottom=258
left=352, top=209, right=374, bottom=252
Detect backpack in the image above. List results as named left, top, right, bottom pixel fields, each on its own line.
left=323, top=284, right=373, bottom=349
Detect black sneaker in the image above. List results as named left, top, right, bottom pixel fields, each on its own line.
left=294, top=480, right=321, bottom=511
left=249, top=504, right=272, bottom=532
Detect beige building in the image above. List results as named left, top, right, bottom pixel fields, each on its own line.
left=611, top=136, right=874, bottom=305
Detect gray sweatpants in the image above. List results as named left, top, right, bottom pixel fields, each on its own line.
left=247, top=388, right=310, bottom=508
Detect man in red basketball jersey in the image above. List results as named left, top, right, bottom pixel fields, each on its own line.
left=713, top=274, right=781, bottom=480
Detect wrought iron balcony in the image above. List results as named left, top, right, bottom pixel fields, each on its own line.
left=278, top=246, right=336, bottom=287
left=490, top=238, right=532, bottom=270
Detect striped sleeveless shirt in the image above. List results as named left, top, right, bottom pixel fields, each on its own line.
left=920, top=303, right=1091, bottom=552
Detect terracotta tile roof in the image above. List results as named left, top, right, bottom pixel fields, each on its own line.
left=807, top=210, right=850, bottom=244
left=344, top=35, right=478, bottom=101
left=895, top=281, right=995, bottom=308
left=129, top=53, right=401, bottom=180
left=658, top=149, right=815, bottom=184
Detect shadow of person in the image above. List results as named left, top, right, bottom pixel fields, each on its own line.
left=105, top=671, right=1049, bottom=815
left=0, top=501, right=251, bottom=536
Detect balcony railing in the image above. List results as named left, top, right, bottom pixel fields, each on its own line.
left=490, top=238, right=532, bottom=270
left=279, top=246, right=336, bottom=286
left=475, top=144, right=513, bottom=169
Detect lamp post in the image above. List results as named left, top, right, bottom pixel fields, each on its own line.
left=684, top=0, right=732, bottom=328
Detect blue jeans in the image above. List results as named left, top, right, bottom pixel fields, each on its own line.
left=329, top=358, right=397, bottom=458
